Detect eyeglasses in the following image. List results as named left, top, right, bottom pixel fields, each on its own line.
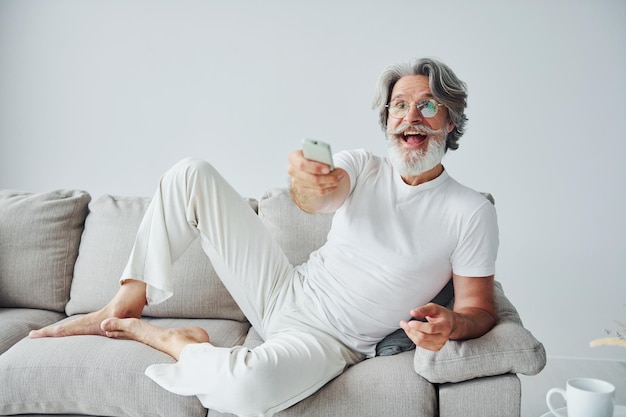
left=385, top=99, right=444, bottom=119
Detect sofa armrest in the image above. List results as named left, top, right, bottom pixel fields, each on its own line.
left=438, top=373, right=521, bottom=417
left=413, top=281, right=546, bottom=384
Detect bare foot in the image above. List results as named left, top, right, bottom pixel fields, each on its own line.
left=101, top=317, right=210, bottom=360
left=29, top=280, right=147, bottom=339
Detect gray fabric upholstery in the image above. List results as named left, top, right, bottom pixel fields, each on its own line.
left=413, top=281, right=546, bottom=383
left=0, top=308, right=65, bottom=354
left=0, top=189, right=91, bottom=312
left=278, top=351, right=437, bottom=417
left=216, top=328, right=438, bottom=417
left=66, top=195, right=247, bottom=321
left=439, top=373, right=521, bottom=417
left=0, top=316, right=249, bottom=417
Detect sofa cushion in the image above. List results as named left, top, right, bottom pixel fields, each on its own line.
left=278, top=351, right=437, bottom=417
left=0, top=308, right=66, bottom=354
left=0, top=189, right=91, bottom=312
left=0, top=316, right=249, bottom=417
left=413, top=281, right=547, bottom=383
left=258, top=188, right=333, bottom=266
left=65, top=195, right=249, bottom=321
left=237, top=328, right=437, bottom=417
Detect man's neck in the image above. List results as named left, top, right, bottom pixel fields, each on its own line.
left=400, top=163, right=444, bottom=186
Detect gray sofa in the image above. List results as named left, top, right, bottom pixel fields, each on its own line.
left=0, top=187, right=546, bottom=417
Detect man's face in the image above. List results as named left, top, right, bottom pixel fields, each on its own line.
left=386, top=75, right=454, bottom=177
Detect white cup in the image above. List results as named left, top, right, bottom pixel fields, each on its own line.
left=546, top=377, right=615, bottom=417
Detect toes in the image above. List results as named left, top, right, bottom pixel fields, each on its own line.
left=29, top=326, right=62, bottom=338
left=29, top=329, right=43, bottom=338
left=100, top=317, right=128, bottom=335
left=100, top=318, right=139, bottom=340
left=100, top=317, right=117, bottom=332
left=100, top=319, right=125, bottom=339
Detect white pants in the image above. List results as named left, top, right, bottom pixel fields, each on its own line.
left=121, top=158, right=362, bottom=417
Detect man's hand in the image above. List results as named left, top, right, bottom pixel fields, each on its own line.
left=400, top=275, right=497, bottom=351
left=287, top=150, right=348, bottom=213
left=399, top=303, right=455, bottom=351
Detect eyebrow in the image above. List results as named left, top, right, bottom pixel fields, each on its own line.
left=390, top=93, right=435, bottom=102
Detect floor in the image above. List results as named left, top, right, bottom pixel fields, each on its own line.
left=519, top=357, right=626, bottom=417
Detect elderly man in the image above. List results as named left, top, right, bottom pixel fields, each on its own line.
left=30, top=57, right=498, bottom=417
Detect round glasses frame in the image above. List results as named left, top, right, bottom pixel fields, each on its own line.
left=385, top=99, right=444, bottom=119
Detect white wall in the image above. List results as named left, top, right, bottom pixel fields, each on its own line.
left=1, top=0, right=625, bottom=361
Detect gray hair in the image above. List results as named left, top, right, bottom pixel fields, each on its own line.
left=372, top=57, right=468, bottom=151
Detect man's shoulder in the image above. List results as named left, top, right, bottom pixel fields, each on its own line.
left=335, top=148, right=375, bottom=162
left=441, top=174, right=495, bottom=209
left=335, top=149, right=387, bottom=172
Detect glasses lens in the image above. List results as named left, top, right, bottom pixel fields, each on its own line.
left=387, top=99, right=440, bottom=119
left=389, top=101, right=408, bottom=118
left=420, top=100, right=438, bottom=118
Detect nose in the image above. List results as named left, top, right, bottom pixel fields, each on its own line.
left=403, top=103, right=423, bottom=125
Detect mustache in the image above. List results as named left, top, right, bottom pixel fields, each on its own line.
left=387, top=123, right=446, bottom=137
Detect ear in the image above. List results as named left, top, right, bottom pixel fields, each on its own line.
left=447, top=122, right=455, bottom=133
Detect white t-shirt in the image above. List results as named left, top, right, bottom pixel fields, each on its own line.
left=298, top=149, right=499, bottom=357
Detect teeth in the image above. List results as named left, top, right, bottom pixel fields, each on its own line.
left=403, top=131, right=423, bottom=136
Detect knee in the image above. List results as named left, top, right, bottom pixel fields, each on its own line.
left=172, top=157, right=216, bottom=177
left=163, top=158, right=220, bottom=187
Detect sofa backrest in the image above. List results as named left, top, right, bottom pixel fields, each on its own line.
left=4, top=186, right=500, bottom=322
left=63, top=188, right=337, bottom=321
left=65, top=189, right=336, bottom=320
left=65, top=195, right=251, bottom=321
left=0, top=189, right=91, bottom=312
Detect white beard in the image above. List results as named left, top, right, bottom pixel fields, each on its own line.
left=386, top=125, right=447, bottom=177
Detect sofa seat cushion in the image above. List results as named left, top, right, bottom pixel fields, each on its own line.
left=0, top=317, right=250, bottom=417
left=0, top=189, right=91, bottom=312
left=232, top=328, right=437, bottom=417
left=281, top=352, right=437, bottom=417
left=208, top=350, right=437, bottom=417
left=66, top=195, right=250, bottom=321
left=0, top=308, right=66, bottom=354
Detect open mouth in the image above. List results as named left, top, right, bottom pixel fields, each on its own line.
left=402, top=131, right=428, bottom=146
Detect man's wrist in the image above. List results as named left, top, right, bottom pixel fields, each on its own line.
left=449, top=308, right=496, bottom=341
left=290, top=187, right=314, bottom=213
